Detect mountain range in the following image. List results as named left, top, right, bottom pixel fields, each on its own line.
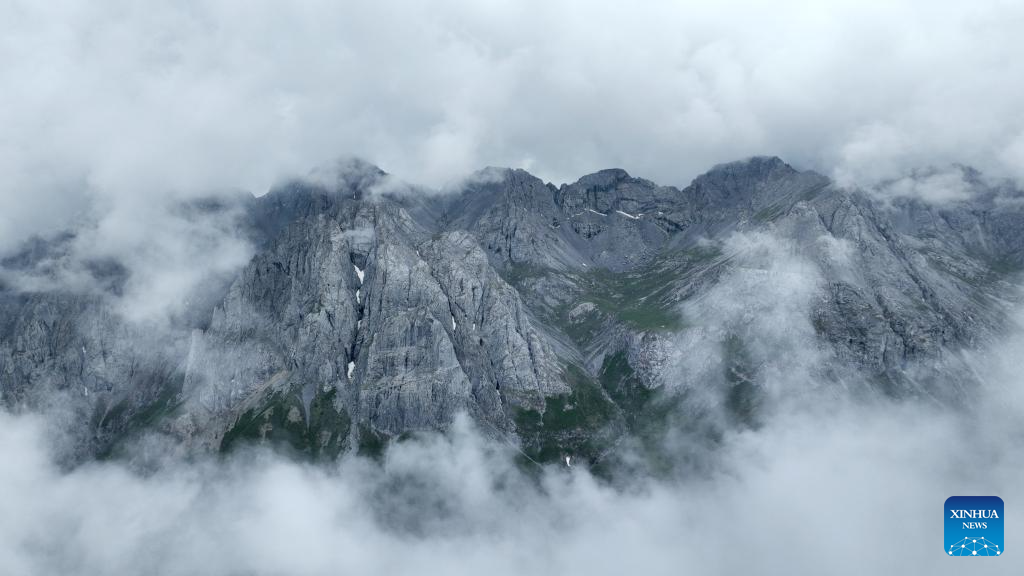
left=2, top=156, right=1020, bottom=469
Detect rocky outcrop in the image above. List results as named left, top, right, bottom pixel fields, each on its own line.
left=1, top=157, right=1021, bottom=464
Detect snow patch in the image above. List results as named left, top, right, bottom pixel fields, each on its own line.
left=353, top=264, right=365, bottom=284
left=347, top=361, right=355, bottom=380
left=615, top=210, right=639, bottom=220
left=451, top=315, right=457, bottom=330
left=356, top=289, right=361, bottom=304
left=571, top=209, right=609, bottom=218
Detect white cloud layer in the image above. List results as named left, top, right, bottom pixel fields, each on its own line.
left=3, top=0, right=1024, bottom=251
left=1, top=389, right=1021, bottom=575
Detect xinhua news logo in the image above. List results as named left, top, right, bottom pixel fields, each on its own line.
left=945, top=496, right=1003, bottom=557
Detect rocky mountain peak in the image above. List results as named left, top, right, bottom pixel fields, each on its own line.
left=2, top=156, right=1021, bottom=468
left=569, top=168, right=633, bottom=190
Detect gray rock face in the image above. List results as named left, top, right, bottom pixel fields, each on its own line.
left=1, top=157, right=1021, bottom=464
left=179, top=210, right=361, bottom=449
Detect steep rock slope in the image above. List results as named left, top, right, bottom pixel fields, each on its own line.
left=1, top=157, right=1021, bottom=465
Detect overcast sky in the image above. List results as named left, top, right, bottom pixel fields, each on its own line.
left=2, top=0, right=1024, bottom=250
left=2, top=4, right=1024, bottom=571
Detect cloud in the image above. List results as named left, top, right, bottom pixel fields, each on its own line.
left=1, top=384, right=1021, bottom=575
left=4, top=0, right=1023, bottom=326
left=2, top=4, right=1024, bottom=572
left=864, top=167, right=975, bottom=205
left=3, top=228, right=1023, bottom=575
left=0, top=190, right=254, bottom=325
left=664, top=231, right=832, bottom=428
left=4, top=0, right=1024, bottom=253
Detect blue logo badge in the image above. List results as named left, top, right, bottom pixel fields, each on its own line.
left=945, top=496, right=1003, bottom=557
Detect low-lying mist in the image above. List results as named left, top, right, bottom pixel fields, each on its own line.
left=2, top=385, right=1019, bottom=575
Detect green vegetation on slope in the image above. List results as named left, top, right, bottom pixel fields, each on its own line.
left=721, top=334, right=763, bottom=429
left=554, top=246, right=722, bottom=340
left=220, top=385, right=351, bottom=460
left=356, top=423, right=388, bottom=459
left=513, top=364, right=621, bottom=465
left=593, top=351, right=688, bottom=476
left=93, top=374, right=185, bottom=461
